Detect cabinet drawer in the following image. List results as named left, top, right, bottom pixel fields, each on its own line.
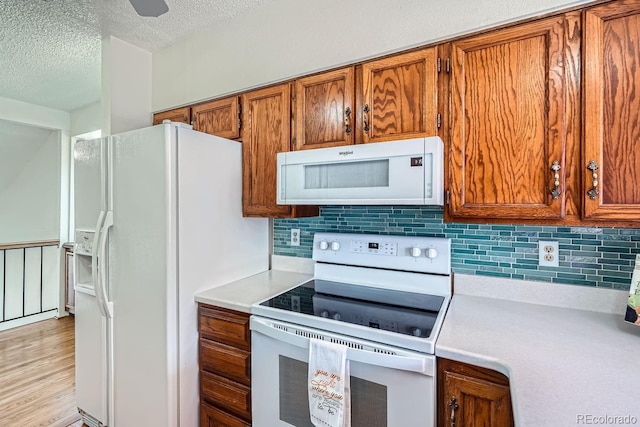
left=199, top=305, right=250, bottom=350
left=201, top=370, right=251, bottom=422
left=200, top=338, right=251, bottom=385
left=201, top=402, right=250, bottom=427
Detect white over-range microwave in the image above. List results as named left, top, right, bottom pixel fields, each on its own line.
left=276, top=137, right=444, bottom=205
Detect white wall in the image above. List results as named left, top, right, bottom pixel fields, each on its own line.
left=70, top=101, right=101, bottom=137
left=0, top=96, right=70, bottom=319
left=152, top=0, right=590, bottom=111
left=102, top=36, right=152, bottom=135
left=0, top=131, right=61, bottom=242
left=0, top=96, right=70, bottom=131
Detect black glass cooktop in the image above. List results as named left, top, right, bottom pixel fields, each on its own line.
left=259, top=279, right=445, bottom=338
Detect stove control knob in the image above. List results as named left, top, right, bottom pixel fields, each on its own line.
left=426, top=248, right=438, bottom=259
left=319, top=241, right=329, bottom=250
left=332, top=312, right=342, bottom=321
left=320, top=310, right=330, bottom=318
left=410, top=247, right=422, bottom=257
left=330, top=241, right=341, bottom=251
left=411, top=327, right=423, bottom=337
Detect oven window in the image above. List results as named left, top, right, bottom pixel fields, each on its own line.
left=279, top=356, right=388, bottom=427
left=304, top=160, right=390, bottom=189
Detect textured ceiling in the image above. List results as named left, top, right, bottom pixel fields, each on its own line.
left=0, top=0, right=271, bottom=112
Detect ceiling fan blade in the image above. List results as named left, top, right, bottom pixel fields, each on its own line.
left=129, top=0, right=169, bottom=17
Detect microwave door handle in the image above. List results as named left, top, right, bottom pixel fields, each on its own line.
left=251, top=317, right=432, bottom=376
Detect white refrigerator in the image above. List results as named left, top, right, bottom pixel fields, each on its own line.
left=73, top=123, right=269, bottom=427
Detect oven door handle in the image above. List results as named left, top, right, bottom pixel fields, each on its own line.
left=251, top=317, right=434, bottom=376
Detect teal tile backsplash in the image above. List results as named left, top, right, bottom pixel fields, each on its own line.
left=273, top=206, right=640, bottom=290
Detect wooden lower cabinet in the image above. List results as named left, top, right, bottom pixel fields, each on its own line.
left=201, top=402, right=250, bottom=427
left=199, top=304, right=252, bottom=425
left=438, top=358, right=514, bottom=427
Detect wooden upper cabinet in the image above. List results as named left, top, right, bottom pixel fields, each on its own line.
left=356, top=48, right=438, bottom=144
left=152, top=107, right=191, bottom=125
left=447, top=16, right=568, bottom=220
left=242, top=84, right=290, bottom=217
left=293, top=67, right=355, bottom=150
left=192, top=96, right=241, bottom=140
left=583, top=0, right=640, bottom=220
left=241, top=83, right=319, bottom=218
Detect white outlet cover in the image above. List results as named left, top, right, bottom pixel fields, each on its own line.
left=538, top=240, right=559, bottom=267
left=291, top=228, right=301, bottom=246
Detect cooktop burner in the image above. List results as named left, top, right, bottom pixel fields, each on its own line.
left=252, top=232, right=452, bottom=353
left=259, top=279, right=445, bottom=338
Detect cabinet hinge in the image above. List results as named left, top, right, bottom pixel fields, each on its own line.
left=445, top=190, right=451, bottom=205
left=446, top=57, right=451, bottom=73
left=437, top=113, right=442, bottom=129
left=237, top=104, right=242, bottom=130
left=437, top=57, right=442, bottom=73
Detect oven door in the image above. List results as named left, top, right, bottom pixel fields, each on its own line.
left=251, top=316, right=436, bottom=427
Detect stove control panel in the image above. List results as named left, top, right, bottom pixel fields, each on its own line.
left=350, top=240, right=397, bottom=256
left=313, top=232, right=451, bottom=275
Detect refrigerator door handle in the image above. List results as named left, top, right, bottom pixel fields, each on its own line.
left=93, top=211, right=107, bottom=317
left=97, top=210, right=114, bottom=318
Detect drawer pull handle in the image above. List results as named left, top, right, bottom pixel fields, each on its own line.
left=550, top=160, right=561, bottom=200
left=587, top=160, right=599, bottom=200
left=449, top=397, right=459, bottom=427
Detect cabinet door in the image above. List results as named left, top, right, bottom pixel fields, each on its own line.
left=583, top=0, right=640, bottom=219
left=192, top=96, right=241, bottom=140
left=152, top=107, right=191, bottom=125
left=241, top=84, right=319, bottom=218
left=438, top=359, right=513, bottom=427
left=294, top=67, right=355, bottom=150
left=357, top=48, right=438, bottom=144
left=241, top=84, right=294, bottom=217
left=448, top=17, right=567, bottom=220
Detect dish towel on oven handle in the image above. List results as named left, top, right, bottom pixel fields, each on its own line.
left=308, top=338, right=351, bottom=427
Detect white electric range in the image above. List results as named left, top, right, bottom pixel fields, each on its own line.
left=251, top=232, right=452, bottom=427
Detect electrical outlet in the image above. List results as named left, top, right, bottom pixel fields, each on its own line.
left=291, top=295, right=301, bottom=312
left=538, top=240, right=559, bottom=267
left=290, top=228, right=301, bottom=246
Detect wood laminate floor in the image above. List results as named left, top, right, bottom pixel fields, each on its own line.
left=0, top=316, right=81, bottom=427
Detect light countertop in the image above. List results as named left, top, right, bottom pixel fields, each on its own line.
left=436, top=294, right=640, bottom=426
left=194, top=269, right=312, bottom=313
left=194, top=259, right=640, bottom=426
